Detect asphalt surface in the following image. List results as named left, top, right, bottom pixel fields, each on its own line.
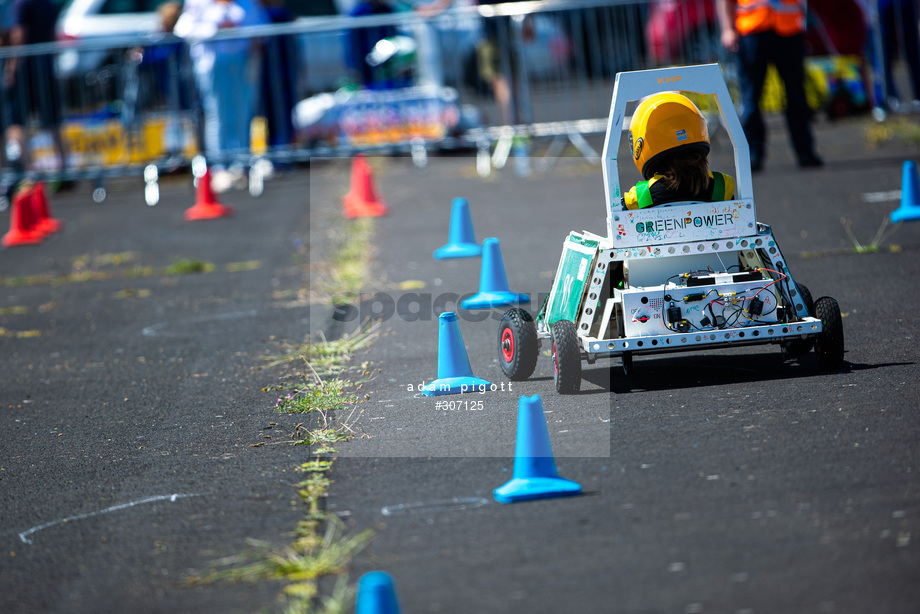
left=2, top=111, right=920, bottom=613
left=2, top=175, right=313, bottom=612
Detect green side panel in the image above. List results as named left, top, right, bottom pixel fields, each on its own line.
left=568, top=234, right=599, bottom=249
left=542, top=233, right=598, bottom=328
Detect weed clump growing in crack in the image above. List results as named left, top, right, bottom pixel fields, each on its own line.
left=800, top=217, right=902, bottom=258
left=270, top=324, right=381, bottom=448
left=189, top=205, right=382, bottom=612
left=311, top=217, right=377, bottom=306
left=188, top=323, right=380, bottom=613
left=187, top=516, right=374, bottom=614
left=166, top=258, right=214, bottom=275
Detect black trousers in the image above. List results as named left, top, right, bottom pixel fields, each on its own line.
left=737, top=30, right=815, bottom=163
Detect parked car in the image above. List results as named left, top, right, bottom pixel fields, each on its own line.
left=56, top=0, right=168, bottom=80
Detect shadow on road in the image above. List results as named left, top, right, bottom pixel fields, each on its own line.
left=575, top=350, right=912, bottom=394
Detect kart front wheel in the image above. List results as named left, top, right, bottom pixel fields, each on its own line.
left=551, top=320, right=581, bottom=394
left=814, top=296, right=845, bottom=370
left=498, top=308, right=538, bottom=381
left=781, top=283, right=815, bottom=359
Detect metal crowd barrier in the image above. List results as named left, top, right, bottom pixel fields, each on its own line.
left=0, top=0, right=878, bottom=204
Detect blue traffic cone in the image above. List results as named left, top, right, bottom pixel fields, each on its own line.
left=460, top=238, right=529, bottom=310
left=494, top=395, right=582, bottom=504
left=891, top=160, right=920, bottom=223
left=433, top=197, right=482, bottom=259
left=355, top=571, right=401, bottom=614
left=422, top=312, right=492, bottom=396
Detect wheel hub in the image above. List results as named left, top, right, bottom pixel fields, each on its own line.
left=501, top=328, right=515, bottom=362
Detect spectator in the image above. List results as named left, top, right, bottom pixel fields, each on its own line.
left=347, top=0, right=455, bottom=90
left=0, top=0, right=15, bottom=175
left=409, top=0, right=450, bottom=87
left=716, top=0, right=822, bottom=172
left=346, top=0, right=399, bottom=89
left=175, top=0, right=267, bottom=191
left=135, top=2, right=193, bottom=109
left=259, top=0, right=297, bottom=150
left=876, top=0, right=920, bottom=112
left=474, top=0, right=534, bottom=126
left=2, top=0, right=71, bottom=188
left=124, top=2, right=198, bottom=158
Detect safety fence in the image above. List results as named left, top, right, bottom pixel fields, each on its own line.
left=0, top=0, right=884, bottom=204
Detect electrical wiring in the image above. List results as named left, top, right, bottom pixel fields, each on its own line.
left=751, top=267, right=786, bottom=300
left=758, top=265, right=800, bottom=323
left=675, top=288, right=720, bottom=332
left=657, top=267, right=790, bottom=333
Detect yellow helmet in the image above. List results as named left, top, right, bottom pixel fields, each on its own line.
left=628, top=93, right=710, bottom=179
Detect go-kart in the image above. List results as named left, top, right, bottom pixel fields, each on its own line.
left=497, top=64, right=844, bottom=394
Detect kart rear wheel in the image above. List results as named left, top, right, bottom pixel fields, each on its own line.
left=551, top=320, right=581, bottom=394
left=498, top=308, right=538, bottom=381
left=781, top=283, right=815, bottom=359
left=814, top=296, right=845, bottom=370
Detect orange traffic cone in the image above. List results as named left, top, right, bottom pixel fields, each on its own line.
left=32, top=181, right=63, bottom=235
left=184, top=168, right=234, bottom=221
left=343, top=155, right=388, bottom=218
left=2, top=184, right=44, bottom=247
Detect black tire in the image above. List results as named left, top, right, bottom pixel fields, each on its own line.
left=498, top=308, right=538, bottom=381
left=781, top=283, right=815, bottom=358
left=551, top=320, right=581, bottom=394
left=814, top=296, right=845, bottom=370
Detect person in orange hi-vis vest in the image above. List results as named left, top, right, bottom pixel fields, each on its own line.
left=716, top=0, right=823, bottom=172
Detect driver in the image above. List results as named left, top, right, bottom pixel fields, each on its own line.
left=622, top=92, right=735, bottom=210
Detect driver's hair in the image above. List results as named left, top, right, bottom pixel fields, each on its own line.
left=653, top=150, right=711, bottom=197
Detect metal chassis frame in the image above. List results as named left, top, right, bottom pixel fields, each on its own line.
left=536, top=226, right=823, bottom=361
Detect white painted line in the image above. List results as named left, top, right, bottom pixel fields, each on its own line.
left=142, top=310, right=258, bottom=337
left=861, top=190, right=901, bottom=203
left=381, top=497, right=489, bottom=517
left=19, top=493, right=198, bottom=544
